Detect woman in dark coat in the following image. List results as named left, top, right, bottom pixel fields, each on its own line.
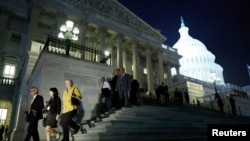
left=45, top=87, right=61, bottom=141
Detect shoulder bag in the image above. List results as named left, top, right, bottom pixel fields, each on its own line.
left=71, top=88, right=80, bottom=106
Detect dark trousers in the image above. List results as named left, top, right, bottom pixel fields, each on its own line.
left=24, top=115, right=40, bottom=141
left=118, top=90, right=129, bottom=107
left=112, top=91, right=119, bottom=108
left=60, top=109, right=79, bottom=141
left=100, top=96, right=107, bottom=113
left=130, top=90, right=138, bottom=105
left=165, top=94, right=170, bottom=104
left=231, top=105, right=236, bottom=115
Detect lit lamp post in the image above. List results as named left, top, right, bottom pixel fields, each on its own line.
left=58, top=20, right=79, bottom=55
left=100, top=50, right=111, bottom=64
left=104, top=50, right=110, bottom=57
left=209, top=71, right=220, bottom=94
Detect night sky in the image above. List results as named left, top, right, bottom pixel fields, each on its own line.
left=117, top=0, right=250, bottom=86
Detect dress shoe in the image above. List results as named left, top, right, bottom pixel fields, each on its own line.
left=72, top=127, right=80, bottom=135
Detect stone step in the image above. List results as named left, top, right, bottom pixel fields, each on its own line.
left=121, top=106, right=214, bottom=117
left=74, top=132, right=207, bottom=141
left=119, top=106, right=250, bottom=122
left=93, top=119, right=204, bottom=127
left=72, top=105, right=250, bottom=141
left=91, top=122, right=209, bottom=132
left=93, top=116, right=244, bottom=130
left=85, top=125, right=206, bottom=134
left=108, top=116, right=228, bottom=125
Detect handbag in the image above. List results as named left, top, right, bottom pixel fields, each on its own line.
left=71, top=88, right=80, bottom=106
left=42, top=116, right=46, bottom=127
left=42, top=110, right=47, bottom=127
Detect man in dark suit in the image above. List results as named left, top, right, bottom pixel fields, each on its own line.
left=25, top=87, right=44, bottom=141
left=116, top=67, right=132, bottom=107
left=130, top=78, right=139, bottom=105
left=111, top=68, right=119, bottom=109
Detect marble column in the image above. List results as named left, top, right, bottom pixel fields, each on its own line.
left=99, top=27, right=106, bottom=62
left=175, top=65, right=181, bottom=83
left=146, top=47, right=153, bottom=94
left=91, top=37, right=98, bottom=62
left=79, top=19, right=88, bottom=60
left=84, top=39, right=91, bottom=61
left=110, top=46, right=116, bottom=67
left=116, top=34, right=123, bottom=68
left=78, top=20, right=88, bottom=45
left=157, top=50, right=164, bottom=84
left=167, top=64, right=173, bottom=88
left=132, top=42, right=139, bottom=80
left=137, top=54, right=141, bottom=84
left=122, top=45, right=127, bottom=72
left=26, top=7, right=40, bottom=51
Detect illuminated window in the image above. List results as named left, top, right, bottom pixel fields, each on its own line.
left=3, top=64, right=16, bottom=78
left=0, top=108, right=7, bottom=125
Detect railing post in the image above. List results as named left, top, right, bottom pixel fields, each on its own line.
left=109, top=54, right=112, bottom=65
left=44, top=36, right=50, bottom=50
left=94, top=48, right=97, bottom=62
left=65, top=39, right=70, bottom=56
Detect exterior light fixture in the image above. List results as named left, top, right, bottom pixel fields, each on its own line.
left=104, top=50, right=110, bottom=56
left=58, top=20, right=79, bottom=41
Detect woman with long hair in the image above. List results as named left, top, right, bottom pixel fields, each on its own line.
left=45, top=87, right=61, bottom=141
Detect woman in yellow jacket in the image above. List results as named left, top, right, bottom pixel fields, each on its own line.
left=60, top=79, right=82, bottom=141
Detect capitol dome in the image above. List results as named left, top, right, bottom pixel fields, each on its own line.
left=172, top=17, right=225, bottom=85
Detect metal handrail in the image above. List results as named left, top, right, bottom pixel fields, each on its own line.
left=43, top=36, right=111, bottom=64
left=0, top=77, right=16, bottom=85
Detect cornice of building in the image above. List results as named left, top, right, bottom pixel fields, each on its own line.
left=60, top=0, right=166, bottom=42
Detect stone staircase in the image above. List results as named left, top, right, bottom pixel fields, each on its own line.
left=73, top=105, right=250, bottom=141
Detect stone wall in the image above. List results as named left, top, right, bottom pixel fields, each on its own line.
left=25, top=50, right=114, bottom=140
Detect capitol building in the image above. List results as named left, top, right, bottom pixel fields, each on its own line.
left=0, top=0, right=182, bottom=140
left=1, top=1, right=249, bottom=140
left=172, top=17, right=225, bottom=85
